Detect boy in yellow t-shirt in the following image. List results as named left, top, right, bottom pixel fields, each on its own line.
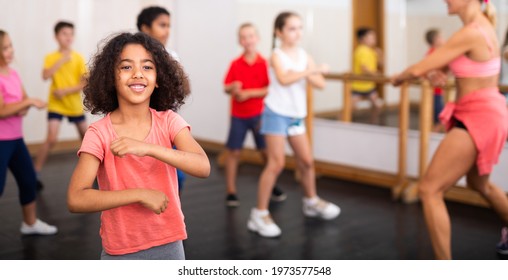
left=351, top=27, right=384, bottom=112
left=35, top=21, right=87, bottom=184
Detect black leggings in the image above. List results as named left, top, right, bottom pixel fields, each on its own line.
left=0, top=138, right=37, bottom=205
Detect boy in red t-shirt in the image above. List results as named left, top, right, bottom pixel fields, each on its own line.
left=425, top=29, right=446, bottom=132
left=223, top=23, right=286, bottom=207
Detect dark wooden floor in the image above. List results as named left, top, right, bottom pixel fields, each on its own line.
left=0, top=151, right=505, bottom=260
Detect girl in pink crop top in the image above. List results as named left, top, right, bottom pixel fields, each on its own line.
left=391, top=0, right=508, bottom=260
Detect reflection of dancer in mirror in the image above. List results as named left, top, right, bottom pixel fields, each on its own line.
left=392, top=0, right=508, bottom=259
left=351, top=27, right=384, bottom=123
left=500, top=28, right=508, bottom=99
left=247, top=12, right=340, bottom=238
left=0, top=30, right=57, bottom=235
left=424, top=28, right=447, bottom=133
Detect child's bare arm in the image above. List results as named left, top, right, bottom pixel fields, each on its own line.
left=109, top=129, right=210, bottom=178
left=234, top=87, right=268, bottom=102
left=170, top=128, right=210, bottom=177
left=16, top=88, right=29, bottom=116
left=271, top=53, right=315, bottom=86
left=42, top=52, right=71, bottom=81
left=306, top=55, right=327, bottom=90
left=53, top=80, right=85, bottom=99
left=0, top=87, right=46, bottom=119
left=224, top=81, right=242, bottom=95
left=67, top=153, right=169, bottom=214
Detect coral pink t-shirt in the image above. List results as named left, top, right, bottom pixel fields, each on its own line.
left=0, top=68, right=23, bottom=140
left=78, top=108, right=189, bottom=255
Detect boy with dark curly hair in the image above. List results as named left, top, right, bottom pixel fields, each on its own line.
left=67, top=32, right=210, bottom=260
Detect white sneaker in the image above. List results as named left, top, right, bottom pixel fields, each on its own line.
left=303, top=198, right=341, bottom=220
left=20, top=219, right=58, bottom=235
left=247, top=208, right=281, bottom=238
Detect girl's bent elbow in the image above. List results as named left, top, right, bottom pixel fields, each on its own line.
left=201, top=165, right=211, bottom=178
left=67, top=200, right=79, bottom=213
left=67, top=192, right=84, bottom=213
left=199, top=162, right=211, bottom=178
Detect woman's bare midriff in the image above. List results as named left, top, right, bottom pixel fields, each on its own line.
left=455, top=75, right=499, bottom=100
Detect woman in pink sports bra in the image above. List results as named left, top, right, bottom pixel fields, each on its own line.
left=392, top=0, right=508, bottom=259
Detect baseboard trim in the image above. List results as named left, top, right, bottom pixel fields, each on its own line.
left=26, top=139, right=82, bottom=156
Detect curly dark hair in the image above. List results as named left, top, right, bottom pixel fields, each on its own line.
left=84, top=32, right=189, bottom=115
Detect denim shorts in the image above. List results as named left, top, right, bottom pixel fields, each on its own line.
left=226, top=115, right=265, bottom=150
left=260, top=106, right=306, bottom=136
left=48, top=112, right=86, bottom=123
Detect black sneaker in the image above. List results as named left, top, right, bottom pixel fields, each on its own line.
left=271, top=186, right=287, bottom=202
left=36, top=180, right=44, bottom=192
left=226, top=194, right=240, bottom=207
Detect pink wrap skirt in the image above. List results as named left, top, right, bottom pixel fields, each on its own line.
left=439, top=87, right=508, bottom=175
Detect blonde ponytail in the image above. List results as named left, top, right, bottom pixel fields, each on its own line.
left=482, top=0, right=497, bottom=26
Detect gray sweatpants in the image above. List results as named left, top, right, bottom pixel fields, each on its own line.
left=100, top=240, right=185, bottom=260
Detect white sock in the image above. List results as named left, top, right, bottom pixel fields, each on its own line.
left=303, top=196, right=319, bottom=206
left=253, top=208, right=269, bottom=217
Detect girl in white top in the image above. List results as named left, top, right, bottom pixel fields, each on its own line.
left=247, top=12, right=340, bottom=238
left=264, top=47, right=308, bottom=118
